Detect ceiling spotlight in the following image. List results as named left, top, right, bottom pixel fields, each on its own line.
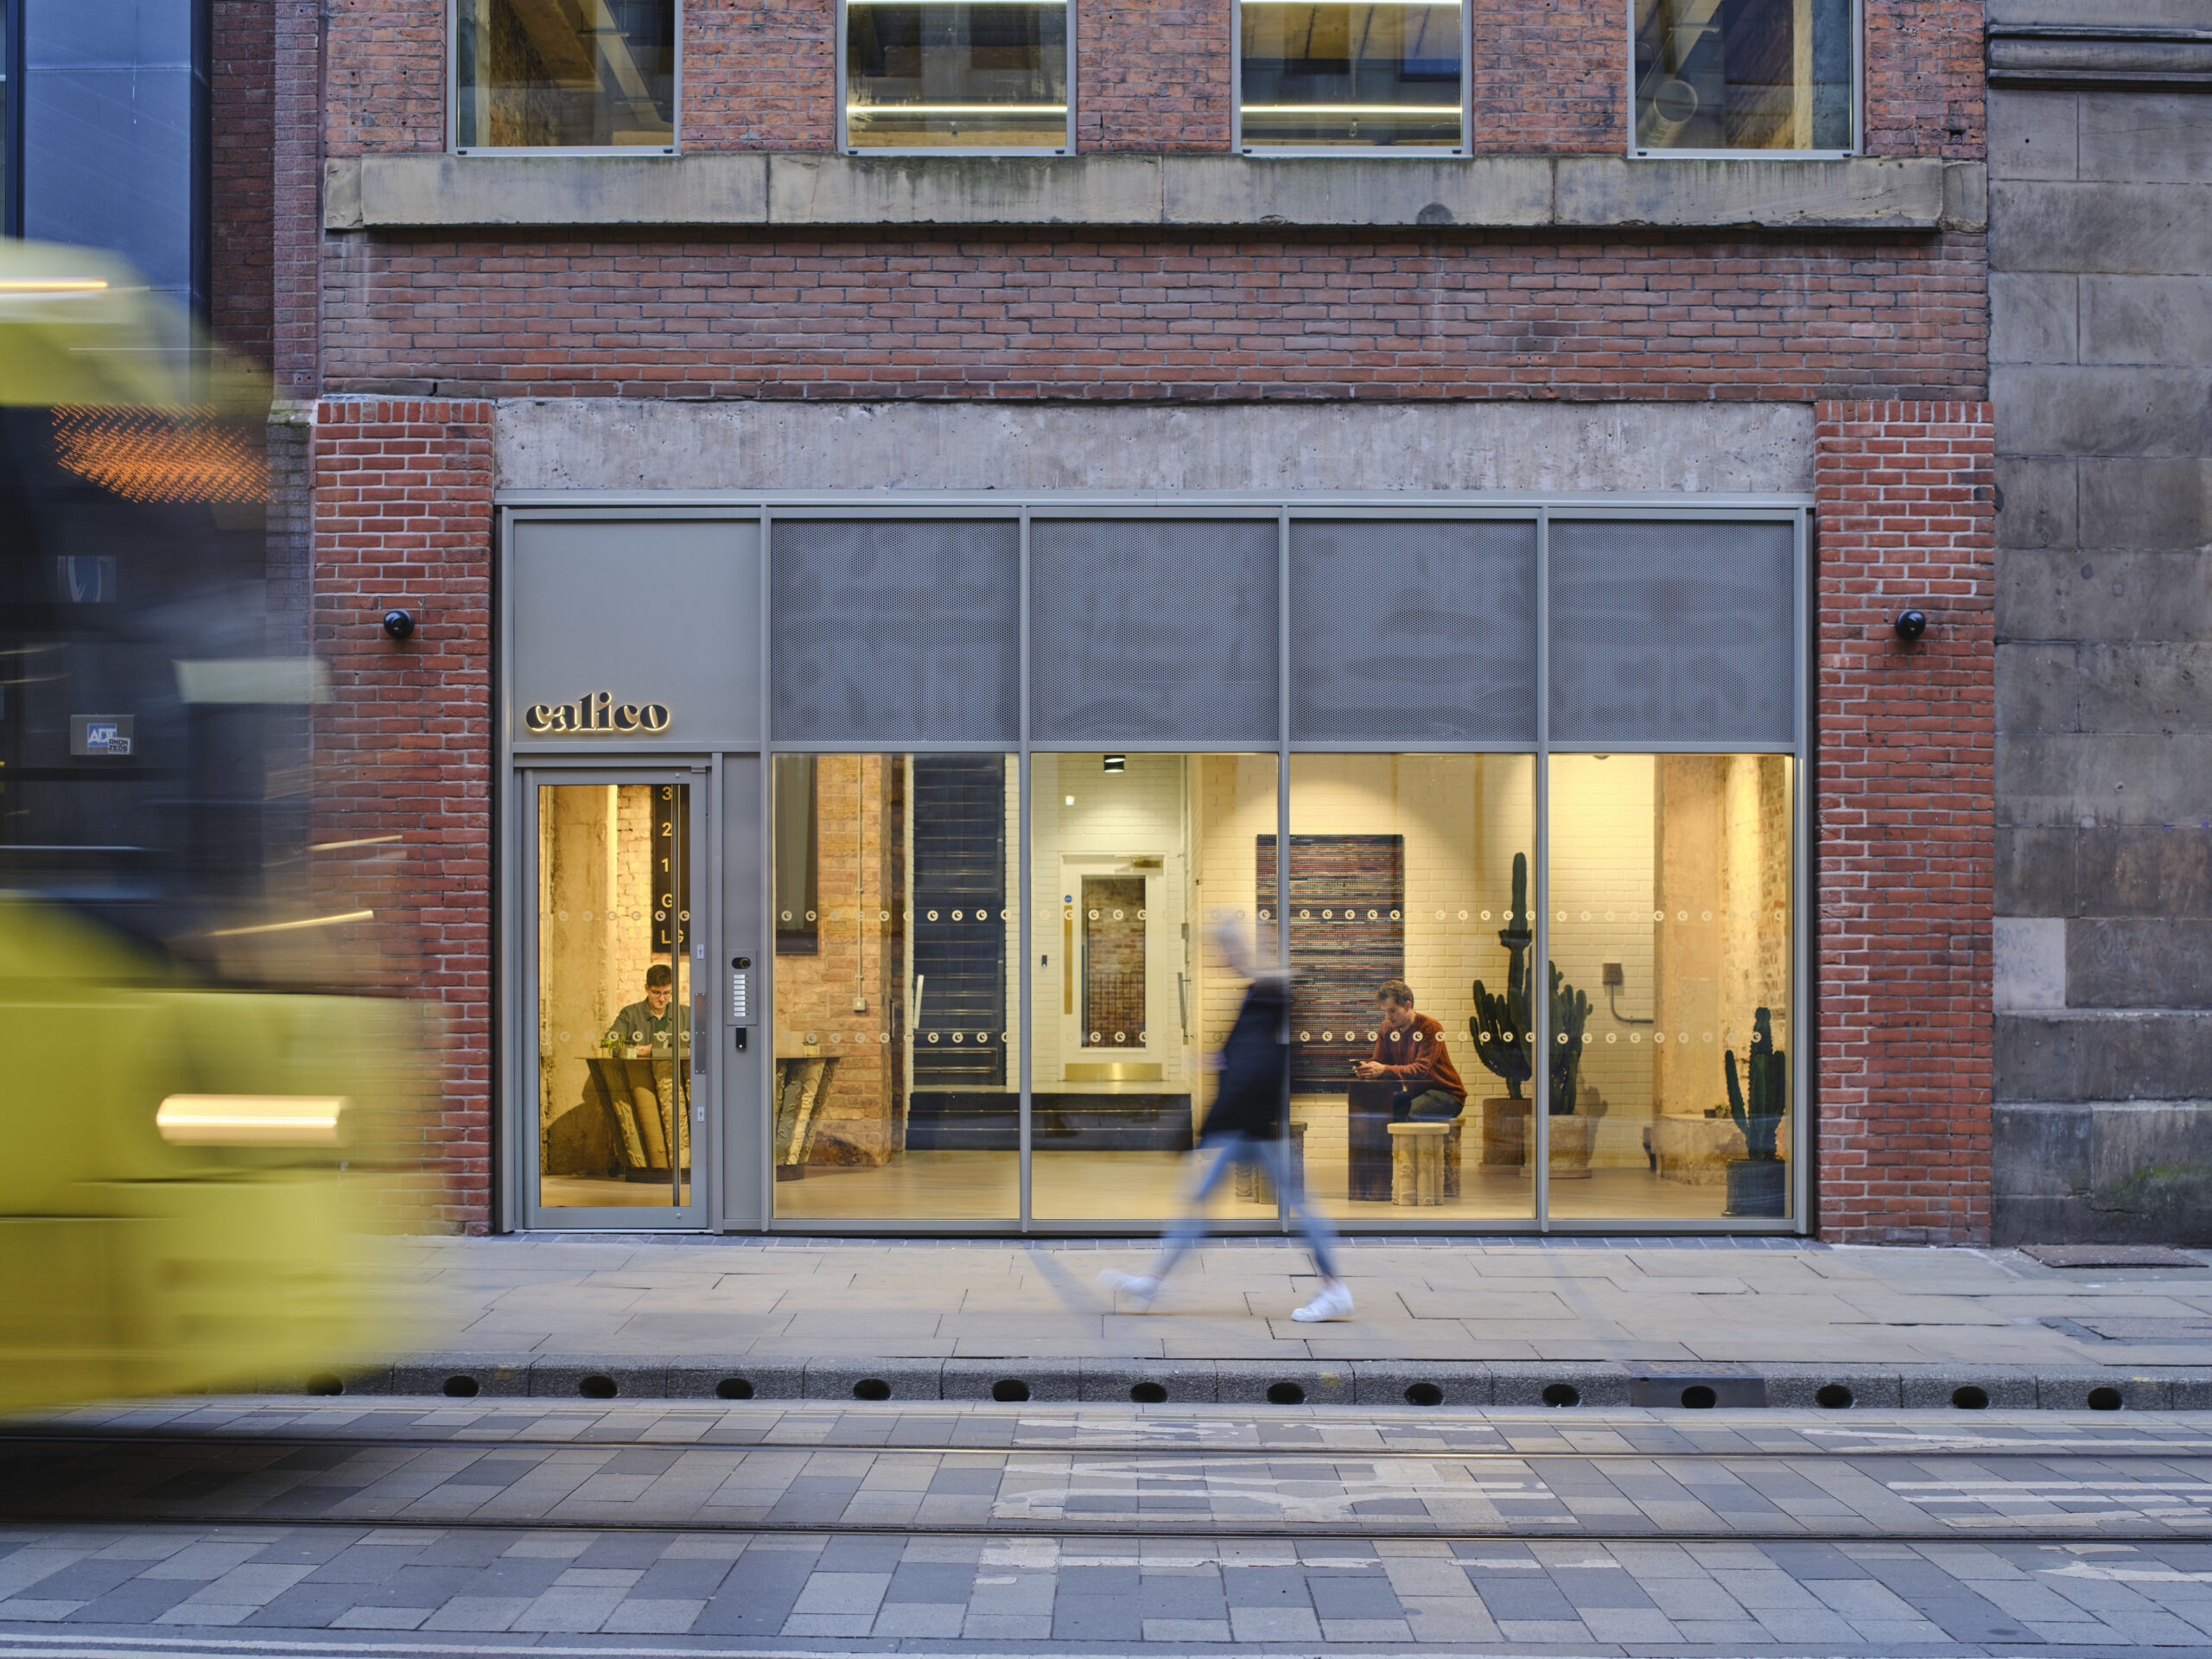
left=1103, top=754, right=1125, bottom=773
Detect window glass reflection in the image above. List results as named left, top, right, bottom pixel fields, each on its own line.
left=772, top=754, right=1019, bottom=1219
left=455, top=0, right=676, bottom=149
left=1241, top=1, right=1464, bottom=149
left=845, top=1, right=1070, bottom=150
left=1546, top=754, right=1794, bottom=1221
left=1633, top=0, right=1853, bottom=152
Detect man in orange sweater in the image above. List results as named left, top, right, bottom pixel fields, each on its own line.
left=1353, top=978, right=1467, bottom=1122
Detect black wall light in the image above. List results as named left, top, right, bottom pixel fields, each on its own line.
left=1102, top=754, right=1126, bottom=772
left=382, top=608, right=416, bottom=641
left=1893, top=609, right=1928, bottom=641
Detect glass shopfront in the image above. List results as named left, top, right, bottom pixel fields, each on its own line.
left=503, top=502, right=1808, bottom=1233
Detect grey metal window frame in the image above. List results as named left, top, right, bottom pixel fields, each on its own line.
left=448, top=0, right=683, bottom=156
left=1232, top=0, right=1473, bottom=156
left=837, top=0, right=1077, bottom=156
left=498, top=491, right=1811, bottom=1238
left=1624, top=0, right=1862, bottom=160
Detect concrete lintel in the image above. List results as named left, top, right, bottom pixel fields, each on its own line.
left=328, top=150, right=1961, bottom=233
left=1988, top=24, right=2212, bottom=89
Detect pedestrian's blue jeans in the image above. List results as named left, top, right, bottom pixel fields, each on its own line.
left=1146, top=1132, right=1342, bottom=1284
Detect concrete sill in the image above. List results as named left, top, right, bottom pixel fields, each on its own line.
left=327, top=151, right=1983, bottom=234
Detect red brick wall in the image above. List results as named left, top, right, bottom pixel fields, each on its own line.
left=313, top=398, right=496, bottom=1234
left=322, top=228, right=1987, bottom=402
left=211, top=0, right=274, bottom=364
left=1866, top=0, right=1985, bottom=160
left=320, top=0, right=1981, bottom=159
left=687, top=0, right=836, bottom=150
left=1078, top=0, right=1232, bottom=151
left=1813, top=399, right=1995, bottom=1245
left=327, top=0, right=443, bottom=154
left=276, top=0, right=327, bottom=397
left=1470, top=0, right=1619, bottom=155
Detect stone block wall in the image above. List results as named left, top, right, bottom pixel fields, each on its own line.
left=1986, top=5, right=2212, bottom=1244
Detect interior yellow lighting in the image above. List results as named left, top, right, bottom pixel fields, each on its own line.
left=849, top=104, right=1069, bottom=114
left=206, top=909, right=374, bottom=938
left=0, top=279, right=111, bottom=292
left=1243, top=104, right=1462, bottom=113
left=156, top=1095, right=350, bottom=1147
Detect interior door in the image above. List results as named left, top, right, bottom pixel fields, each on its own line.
left=526, top=772, right=708, bottom=1229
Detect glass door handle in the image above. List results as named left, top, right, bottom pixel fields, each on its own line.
left=692, top=991, right=708, bottom=1074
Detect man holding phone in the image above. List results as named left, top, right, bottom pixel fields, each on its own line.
left=1354, top=979, right=1466, bottom=1122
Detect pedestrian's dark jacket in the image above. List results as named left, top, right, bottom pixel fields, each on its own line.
left=1198, top=975, right=1290, bottom=1142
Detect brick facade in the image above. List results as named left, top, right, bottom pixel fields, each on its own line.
left=320, top=0, right=1984, bottom=160
left=1077, top=0, right=1233, bottom=151
left=312, top=399, right=498, bottom=1234
left=322, top=229, right=1987, bottom=404
left=1813, top=400, right=1997, bottom=1245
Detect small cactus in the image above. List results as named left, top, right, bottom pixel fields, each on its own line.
left=1725, top=1006, right=1787, bottom=1160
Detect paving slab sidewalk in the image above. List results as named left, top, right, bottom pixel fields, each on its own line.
left=296, top=1235, right=2212, bottom=1402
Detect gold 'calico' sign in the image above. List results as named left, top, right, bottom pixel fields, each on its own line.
left=524, top=691, right=671, bottom=734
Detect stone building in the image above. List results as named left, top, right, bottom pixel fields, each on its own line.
left=1986, top=1, right=2212, bottom=1244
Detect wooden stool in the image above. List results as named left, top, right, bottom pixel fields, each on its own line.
left=1388, top=1121, right=1450, bottom=1206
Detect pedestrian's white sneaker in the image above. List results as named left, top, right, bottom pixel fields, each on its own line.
left=1291, top=1282, right=1354, bottom=1323
left=1097, top=1268, right=1160, bottom=1309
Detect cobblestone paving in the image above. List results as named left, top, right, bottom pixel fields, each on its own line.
left=10, top=1402, right=2212, bottom=1539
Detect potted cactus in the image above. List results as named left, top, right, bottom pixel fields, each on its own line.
left=1469, top=852, right=1599, bottom=1171
left=1723, top=1006, right=1788, bottom=1217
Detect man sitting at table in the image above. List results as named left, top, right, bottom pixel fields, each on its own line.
left=1353, top=978, right=1467, bottom=1122
left=604, top=963, right=688, bottom=1170
left=606, top=962, right=685, bottom=1054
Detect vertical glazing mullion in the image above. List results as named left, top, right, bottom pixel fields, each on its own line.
left=1276, top=506, right=1292, bottom=1231
left=1018, top=512, right=1033, bottom=1231
left=757, top=507, right=774, bottom=1230
left=1793, top=505, right=1812, bottom=1231
left=1533, top=508, right=1551, bottom=1231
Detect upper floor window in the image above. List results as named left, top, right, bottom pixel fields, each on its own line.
left=1632, top=0, right=1854, bottom=155
left=1238, top=1, right=1465, bottom=153
left=454, top=0, right=677, bottom=152
left=843, top=0, right=1071, bottom=152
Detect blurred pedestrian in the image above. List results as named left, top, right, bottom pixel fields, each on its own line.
left=1099, top=922, right=1351, bottom=1322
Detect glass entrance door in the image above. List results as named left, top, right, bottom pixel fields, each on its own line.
left=527, top=775, right=706, bottom=1228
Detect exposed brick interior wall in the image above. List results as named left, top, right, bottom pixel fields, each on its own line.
left=1814, top=399, right=1996, bottom=1244
left=319, top=0, right=1980, bottom=159
left=686, top=0, right=836, bottom=149
left=1866, top=0, right=1985, bottom=160
left=1469, top=0, right=1619, bottom=155
left=313, top=398, right=496, bottom=1233
left=322, top=229, right=1987, bottom=401
left=211, top=0, right=274, bottom=364
left=1077, top=0, right=1232, bottom=151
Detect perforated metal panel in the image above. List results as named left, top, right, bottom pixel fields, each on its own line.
left=1548, top=520, right=1796, bottom=745
left=770, top=520, right=1020, bottom=742
left=1029, top=519, right=1280, bottom=743
left=1289, top=520, right=1536, bottom=742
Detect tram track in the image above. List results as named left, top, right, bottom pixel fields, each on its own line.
left=6, top=1423, right=2212, bottom=1545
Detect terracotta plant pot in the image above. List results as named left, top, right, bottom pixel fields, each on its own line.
left=1479, top=1097, right=1529, bottom=1171
left=1548, top=1113, right=1595, bottom=1179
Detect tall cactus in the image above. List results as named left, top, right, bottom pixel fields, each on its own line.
left=1725, top=1006, right=1787, bottom=1160
left=1469, top=851, right=1594, bottom=1116
left=1469, top=853, right=1535, bottom=1100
